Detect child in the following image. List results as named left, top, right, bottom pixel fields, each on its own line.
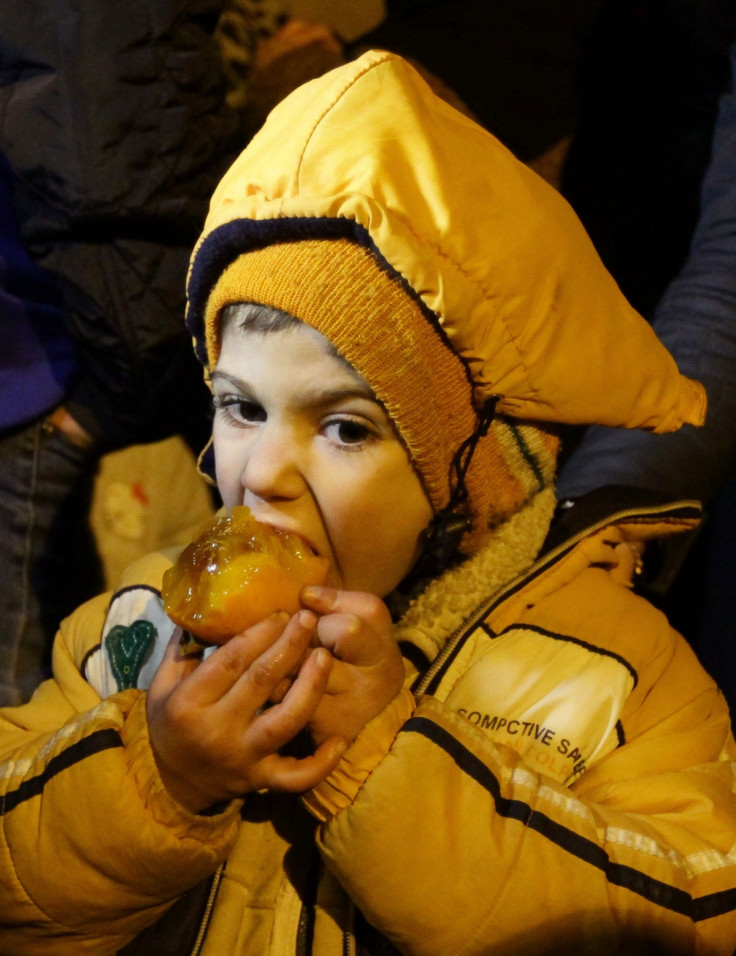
left=1, top=51, right=734, bottom=955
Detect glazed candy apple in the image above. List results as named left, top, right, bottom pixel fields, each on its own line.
left=161, top=505, right=328, bottom=645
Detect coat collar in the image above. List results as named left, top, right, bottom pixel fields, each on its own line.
left=408, top=486, right=701, bottom=695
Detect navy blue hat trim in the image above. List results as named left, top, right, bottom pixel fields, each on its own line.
left=186, top=215, right=465, bottom=379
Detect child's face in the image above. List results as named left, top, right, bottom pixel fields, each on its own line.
left=211, top=321, right=433, bottom=597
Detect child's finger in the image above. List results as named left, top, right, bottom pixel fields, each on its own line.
left=248, top=644, right=332, bottom=757
left=314, top=608, right=397, bottom=668
left=267, top=676, right=293, bottom=704
left=313, top=612, right=366, bottom=661
left=301, top=585, right=392, bottom=633
left=149, top=628, right=205, bottom=699
left=222, top=609, right=320, bottom=712
left=180, top=612, right=291, bottom=705
left=258, top=734, right=347, bottom=793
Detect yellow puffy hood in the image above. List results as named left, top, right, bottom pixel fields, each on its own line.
left=187, top=50, right=705, bottom=434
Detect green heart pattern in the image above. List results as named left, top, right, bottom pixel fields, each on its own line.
left=104, top=621, right=157, bottom=691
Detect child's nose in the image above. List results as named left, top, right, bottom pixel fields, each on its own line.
left=241, top=428, right=305, bottom=501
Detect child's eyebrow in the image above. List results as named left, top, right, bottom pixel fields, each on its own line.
left=210, top=370, right=380, bottom=408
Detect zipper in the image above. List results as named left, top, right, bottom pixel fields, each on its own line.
left=294, top=821, right=322, bottom=956
left=342, top=902, right=356, bottom=956
left=296, top=900, right=313, bottom=956
left=415, top=498, right=701, bottom=696
left=189, top=864, right=224, bottom=956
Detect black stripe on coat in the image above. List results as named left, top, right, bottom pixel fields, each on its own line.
left=425, top=619, right=638, bottom=696
left=402, top=715, right=736, bottom=922
left=1, top=728, right=123, bottom=816
left=496, top=622, right=640, bottom=688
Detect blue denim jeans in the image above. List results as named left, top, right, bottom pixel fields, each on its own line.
left=0, top=418, right=103, bottom=705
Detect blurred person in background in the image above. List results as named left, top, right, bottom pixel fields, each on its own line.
left=0, top=0, right=247, bottom=704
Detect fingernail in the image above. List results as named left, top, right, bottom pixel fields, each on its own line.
left=312, top=646, right=330, bottom=666
left=302, top=585, right=337, bottom=605
left=298, top=609, right=318, bottom=629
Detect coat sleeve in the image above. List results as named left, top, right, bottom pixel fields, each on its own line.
left=0, top=594, right=240, bottom=954
left=305, top=635, right=736, bottom=955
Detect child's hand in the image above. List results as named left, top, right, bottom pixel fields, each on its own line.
left=146, top=612, right=347, bottom=814
left=296, top=586, right=405, bottom=746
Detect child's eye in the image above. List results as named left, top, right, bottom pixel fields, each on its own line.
left=213, top=396, right=266, bottom=425
left=324, top=417, right=375, bottom=448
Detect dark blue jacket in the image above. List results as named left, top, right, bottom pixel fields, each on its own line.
left=0, top=158, right=76, bottom=431
left=0, top=0, right=242, bottom=449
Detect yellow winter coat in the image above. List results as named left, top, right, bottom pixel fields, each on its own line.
left=0, top=493, right=734, bottom=954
